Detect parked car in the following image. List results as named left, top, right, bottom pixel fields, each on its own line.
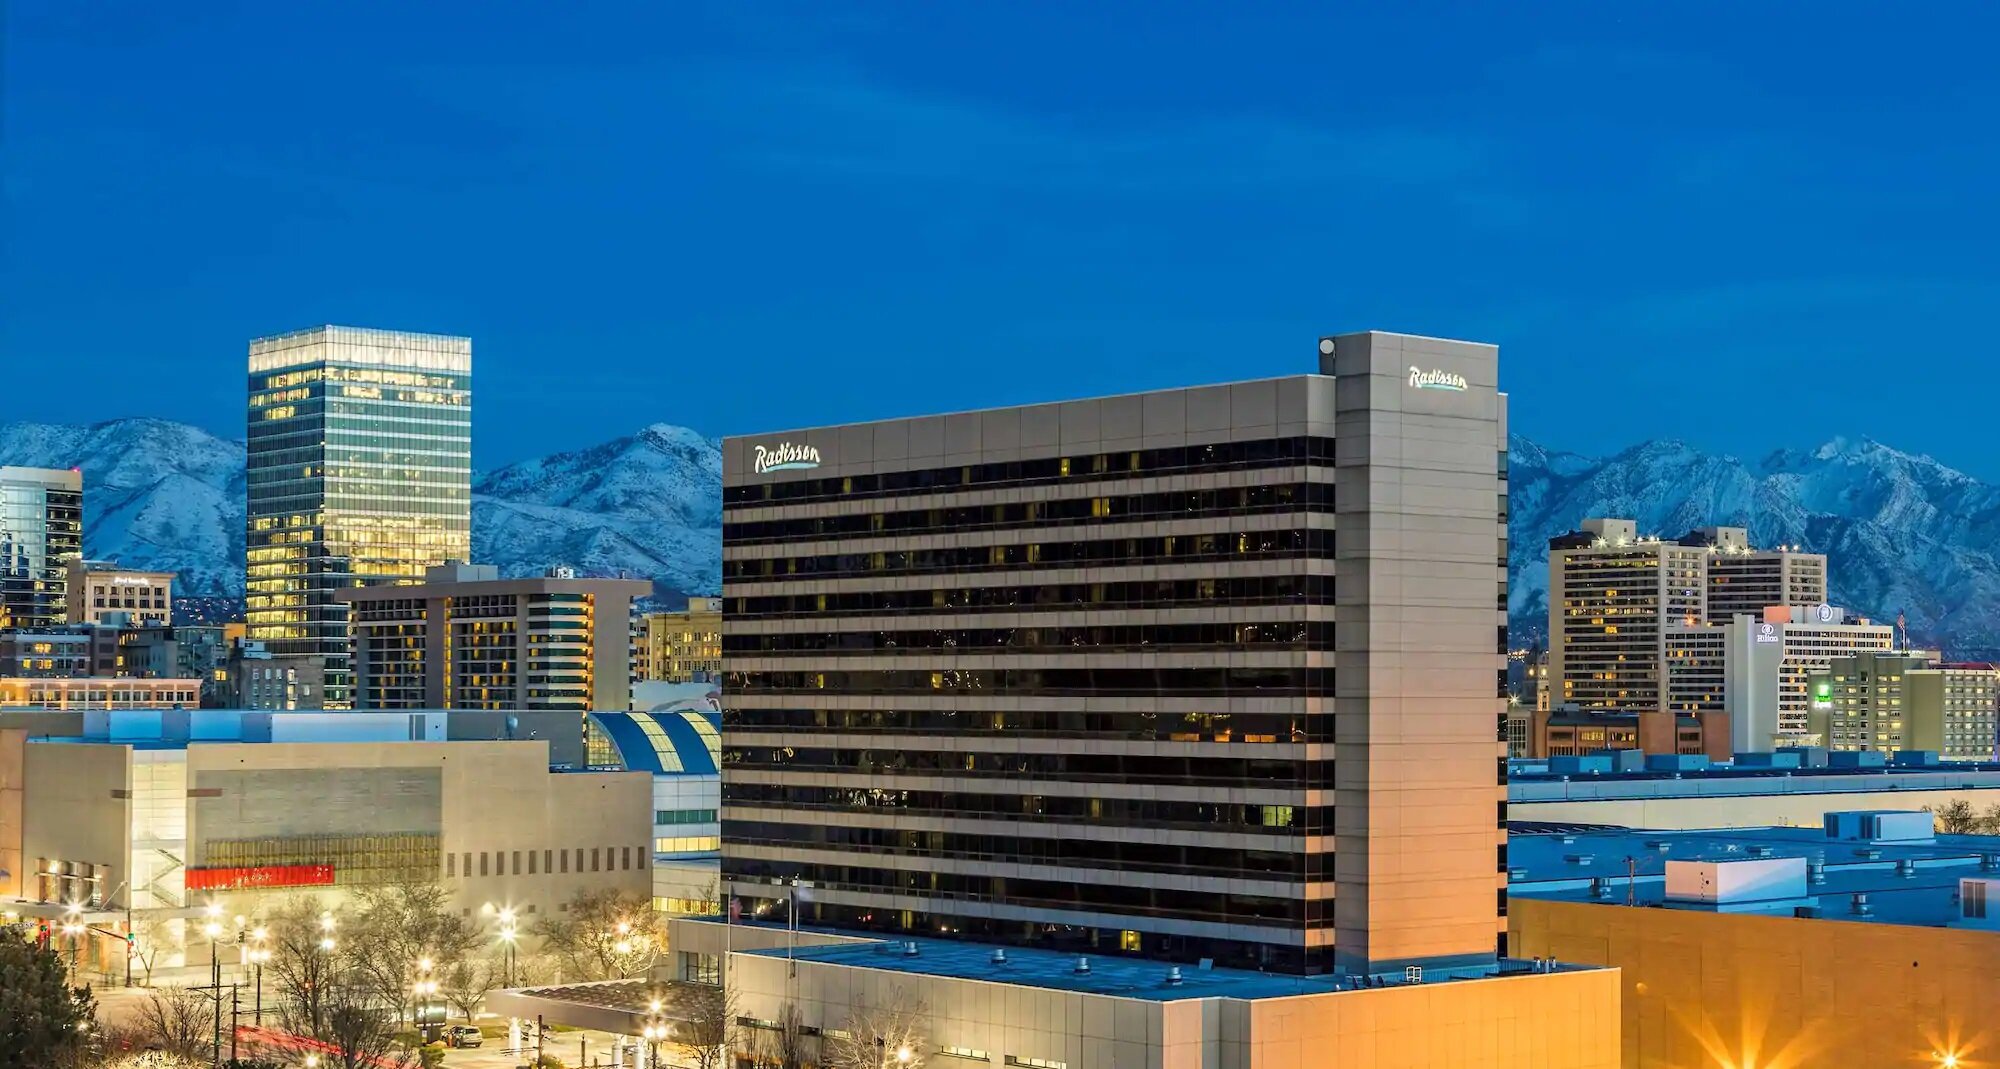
left=446, top=1025, right=484, bottom=1048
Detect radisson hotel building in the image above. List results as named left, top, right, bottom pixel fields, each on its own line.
left=721, top=331, right=1510, bottom=976
left=245, top=326, right=472, bottom=708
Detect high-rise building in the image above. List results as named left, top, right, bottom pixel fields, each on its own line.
left=722, top=331, right=1508, bottom=975
left=0, top=466, right=83, bottom=629
left=640, top=596, right=722, bottom=683
left=65, top=560, right=173, bottom=627
left=1683, top=526, right=1828, bottom=623
left=1546, top=519, right=1707, bottom=711
left=244, top=326, right=472, bottom=707
left=1665, top=606, right=1894, bottom=750
left=337, top=562, right=646, bottom=712
left=1810, top=651, right=2000, bottom=760
left=1550, top=520, right=1837, bottom=716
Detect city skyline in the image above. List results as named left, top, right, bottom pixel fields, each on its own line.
left=6, top=4, right=2000, bottom=474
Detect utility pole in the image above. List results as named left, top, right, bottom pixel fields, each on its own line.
left=230, top=985, right=240, bottom=1066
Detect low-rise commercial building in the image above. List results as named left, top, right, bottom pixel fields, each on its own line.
left=641, top=596, right=721, bottom=684
left=1525, top=706, right=1729, bottom=761
left=1509, top=818, right=2000, bottom=1069
left=0, top=709, right=650, bottom=981
left=64, top=560, right=173, bottom=627
left=1507, top=757, right=2000, bottom=829
left=0, top=676, right=198, bottom=709
left=339, top=562, right=646, bottom=712
left=639, top=919, right=1621, bottom=1069
left=585, top=690, right=722, bottom=915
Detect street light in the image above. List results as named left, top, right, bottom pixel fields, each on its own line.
left=498, top=924, right=518, bottom=987
left=641, top=1022, right=673, bottom=1069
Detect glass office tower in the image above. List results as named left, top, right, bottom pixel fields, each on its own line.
left=245, top=326, right=472, bottom=708
left=0, top=466, right=84, bottom=629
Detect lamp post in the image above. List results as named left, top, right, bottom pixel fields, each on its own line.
left=61, top=902, right=83, bottom=975
left=247, top=926, right=269, bottom=1024
left=204, top=904, right=224, bottom=1069
left=498, top=921, right=518, bottom=988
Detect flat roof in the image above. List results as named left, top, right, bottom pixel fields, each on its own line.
left=740, top=934, right=1594, bottom=1002
left=1509, top=824, right=2000, bottom=929
left=1510, top=761, right=2000, bottom=802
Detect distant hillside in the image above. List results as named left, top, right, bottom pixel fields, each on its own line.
left=10, top=416, right=2000, bottom=654
left=0, top=418, right=722, bottom=602
left=1507, top=434, right=2000, bottom=656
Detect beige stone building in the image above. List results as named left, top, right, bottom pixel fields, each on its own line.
left=0, top=710, right=650, bottom=981
left=64, top=559, right=173, bottom=626
left=641, top=596, right=722, bottom=683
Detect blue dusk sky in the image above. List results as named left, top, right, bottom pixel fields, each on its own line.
left=5, top=3, right=1998, bottom=472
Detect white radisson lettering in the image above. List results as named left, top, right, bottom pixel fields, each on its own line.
left=1408, top=366, right=1469, bottom=392
left=754, top=442, right=822, bottom=474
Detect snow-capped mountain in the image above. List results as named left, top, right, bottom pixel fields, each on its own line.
left=10, top=416, right=2000, bottom=653
left=472, top=423, right=722, bottom=599
left=1508, top=434, right=2000, bottom=656
left=0, top=418, right=722, bottom=602
left=0, top=419, right=247, bottom=596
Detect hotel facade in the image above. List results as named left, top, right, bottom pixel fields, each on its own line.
left=721, top=331, right=1510, bottom=976
left=244, top=326, right=472, bottom=707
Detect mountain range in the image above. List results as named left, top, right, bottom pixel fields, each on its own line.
left=4, top=417, right=1999, bottom=654
left=0, top=418, right=721, bottom=603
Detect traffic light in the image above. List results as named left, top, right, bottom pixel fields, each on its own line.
left=125, top=931, right=137, bottom=955
left=34, top=920, right=50, bottom=949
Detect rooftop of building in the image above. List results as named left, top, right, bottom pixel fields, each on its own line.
left=1508, top=821, right=2000, bottom=929
left=588, top=709, right=719, bottom=776
left=1509, top=753, right=2000, bottom=802
left=723, top=928, right=1594, bottom=1002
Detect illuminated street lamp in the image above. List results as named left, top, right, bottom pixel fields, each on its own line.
left=498, top=923, right=518, bottom=987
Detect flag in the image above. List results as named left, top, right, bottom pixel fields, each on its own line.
left=727, top=896, right=740, bottom=924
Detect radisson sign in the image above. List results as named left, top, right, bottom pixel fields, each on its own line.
left=1408, top=366, right=1468, bottom=392
left=754, top=442, right=822, bottom=475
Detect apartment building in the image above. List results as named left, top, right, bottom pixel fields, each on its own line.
left=338, top=562, right=646, bottom=712
left=1810, top=651, right=2000, bottom=760
left=1546, top=519, right=1706, bottom=710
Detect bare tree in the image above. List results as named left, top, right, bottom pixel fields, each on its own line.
left=318, top=980, right=418, bottom=1069
left=680, top=981, right=738, bottom=1069
left=1930, top=799, right=1980, bottom=834
left=344, top=879, right=482, bottom=1024
left=265, top=895, right=346, bottom=1041
left=772, top=1001, right=813, bottom=1069
left=128, top=911, right=174, bottom=987
left=439, top=956, right=501, bottom=1021
left=531, top=888, right=666, bottom=980
left=824, top=989, right=928, bottom=1069
left=130, top=986, right=217, bottom=1065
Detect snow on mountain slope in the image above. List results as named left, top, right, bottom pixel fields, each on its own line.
left=1508, top=433, right=2000, bottom=656
left=0, top=419, right=246, bottom=596
left=11, top=416, right=2000, bottom=653
left=471, top=423, right=722, bottom=599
